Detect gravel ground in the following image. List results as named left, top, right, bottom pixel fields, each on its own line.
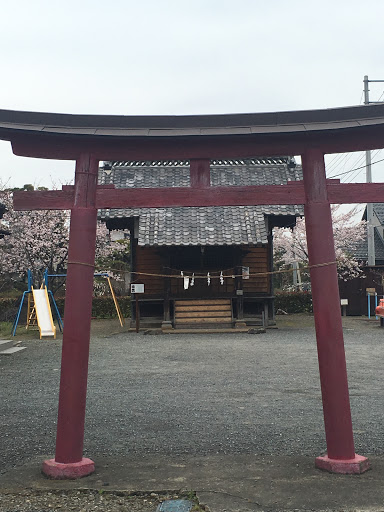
left=0, top=490, right=195, bottom=512
left=1, top=315, right=384, bottom=510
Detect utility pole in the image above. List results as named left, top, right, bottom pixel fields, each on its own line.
left=293, top=260, right=298, bottom=287
left=364, top=75, right=375, bottom=266
left=363, top=76, right=384, bottom=265
left=292, top=260, right=302, bottom=290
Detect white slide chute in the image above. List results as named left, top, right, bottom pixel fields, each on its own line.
left=32, top=287, right=56, bottom=339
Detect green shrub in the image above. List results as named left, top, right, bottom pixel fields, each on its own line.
left=55, top=296, right=131, bottom=319
left=0, top=296, right=131, bottom=323
left=275, top=291, right=313, bottom=313
left=91, top=296, right=131, bottom=318
left=0, top=298, right=20, bottom=322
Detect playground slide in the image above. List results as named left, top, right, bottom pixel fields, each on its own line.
left=32, top=287, right=56, bottom=339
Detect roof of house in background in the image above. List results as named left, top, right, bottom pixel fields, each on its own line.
left=354, top=228, right=384, bottom=264
left=358, top=203, right=384, bottom=264
left=362, top=203, right=384, bottom=225
left=0, top=202, right=10, bottom=238
left=98, top=158, right=303, bottom=247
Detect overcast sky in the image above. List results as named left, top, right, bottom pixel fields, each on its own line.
left=1, top=0, right=384, bottom=194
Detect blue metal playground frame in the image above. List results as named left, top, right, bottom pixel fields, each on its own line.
left=12, top=269, right=114, bottom=336
left=12, top=269, right=64, bottom=336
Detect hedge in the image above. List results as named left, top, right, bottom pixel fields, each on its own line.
left=55, top=296, right=131, bottom=319
left=0, top=292, right=314, bottom=320
left=275, top=291, right=313, bottom=313
left=0, top=298, right=20, bottom=322
left=0, top=296, right=131, bottom=322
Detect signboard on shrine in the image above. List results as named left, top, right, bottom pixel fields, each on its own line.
left=131, top=284, right=144, bottom=294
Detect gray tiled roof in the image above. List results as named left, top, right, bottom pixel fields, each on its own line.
left=373, top=204, right=384, bottom=224
left=362, top=203, right=384, bottom=224
left=354, top=227, right=384, bottom=263
left=99, top=159, right=303, bottom=246
left=358, top=204, right=384, bottom=263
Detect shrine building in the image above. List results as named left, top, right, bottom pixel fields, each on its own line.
left=99, top=157, right=303, bottom=329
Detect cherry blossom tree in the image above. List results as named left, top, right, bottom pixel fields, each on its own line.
left=273, top=205, right=366, bottom=286
left=0, top=190, right=117, bottom=289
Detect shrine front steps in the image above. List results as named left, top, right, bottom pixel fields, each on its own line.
left=174, top=299, right=233, bottom=330
left=130, top=316, right=163, bottom=329
left=0, top=339, right=26, bottom=355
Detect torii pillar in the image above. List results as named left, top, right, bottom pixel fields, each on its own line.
left=302, top=149, right=369, bottom=473
left=42, top=154, right=98, bottom=478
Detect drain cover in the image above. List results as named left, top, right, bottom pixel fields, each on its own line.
left=156, top=499, right=194, bottom=512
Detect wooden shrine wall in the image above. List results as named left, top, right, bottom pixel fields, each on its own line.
left=242, top=247, right=269, bottom=294
left=134, top=244, right=270, bottom=298
left=134, top=246, right=163, bottom=295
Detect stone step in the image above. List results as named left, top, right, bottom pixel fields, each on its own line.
left=130, top=316, right=163, bottom=328
left=245, top=319, right=265, bottom=326
left=174, top=322, right=233, bottom=330
left=166, top=328, right=250, bottom=334
left=175, top=299, right=231, bottom=306
left=0, top=346, right=26, bottom=355
left=174, top=299, right=233, bottom=329
left=0, top=339, right=14, bottom=351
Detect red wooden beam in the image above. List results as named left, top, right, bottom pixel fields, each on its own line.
left=13, top=183, right=305, bottom=210
left=13, top=185, right=116, bottom=211
left=190, top=159, right=210, bottom=188
left=13, top=181, right=384, bottom=211
left=13, top=189, right=74, bottom=210
left=95, top=184, right=306, bottom=208
left=10, top=124, right=384, bottom=161
left=96, top=182, right=384, bottom=207
left=327, top=182, right=384, bottom=203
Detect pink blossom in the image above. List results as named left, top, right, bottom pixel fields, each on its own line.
left=273, top=205, right=366, bottom=282
left=0, top=191, right=118, bottom=287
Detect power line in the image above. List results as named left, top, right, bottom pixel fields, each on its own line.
left=328, top=156, right=384, bottom=179
left=341, top=153, right=368, bottom=183
left=326, top=90, right=365, bottom=177
left=326, top=153, right=350, bottom=174
left=328, top=151, right=370, bottom=179
left=343, top=150, right=382, bottom=183
left=341, top=150, right=380, bottom=183
left=327, top=152, right=346, bottom=167
left=326, top=87, right=384, bottom=183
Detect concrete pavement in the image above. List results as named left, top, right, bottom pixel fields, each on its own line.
left=1, top=454, right=384, bottom=511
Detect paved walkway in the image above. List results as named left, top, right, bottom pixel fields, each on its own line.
left=2, top=454, right=384, bottom=511
left=1, top=315, right=384, bottom=511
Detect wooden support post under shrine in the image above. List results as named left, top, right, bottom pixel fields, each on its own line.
left=42, top=154, right=99, bottom=479
left=235, top=263, right=246, bottom=329
left=302, top=149, right=369, bottom=474
left=162, top=253, right=172, bottom=331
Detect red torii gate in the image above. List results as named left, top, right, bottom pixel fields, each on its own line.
left=2, top=104, right=384, bottom=478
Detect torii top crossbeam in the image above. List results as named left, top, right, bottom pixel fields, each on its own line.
left=1, top=103, right=384, bottom=159
left=1, top=103, right=384, bottom=210
left=0, top=104, right=380, bottom=478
